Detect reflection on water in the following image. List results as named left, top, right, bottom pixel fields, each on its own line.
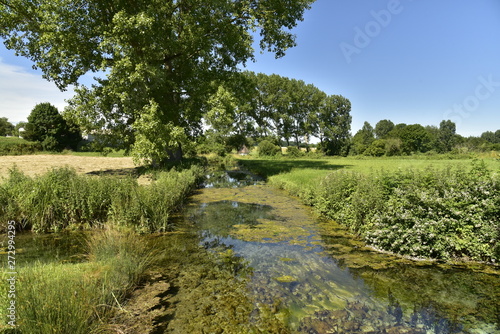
left=183, top=189, right=500, bottom=333
left=203, top=170, right=264, bottom=188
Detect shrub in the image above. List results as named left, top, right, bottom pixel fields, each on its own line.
left=365, top=162, right=500, bottom=261
left=0, top=138, right=42, bottom=155
left=286, top=146, right=304, bottom=158
left=258, top=140, right=281, bottom=157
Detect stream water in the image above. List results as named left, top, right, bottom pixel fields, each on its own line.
left=10, top=169, right=500, bottom=333
left=174, top=169, right=500, bottom=333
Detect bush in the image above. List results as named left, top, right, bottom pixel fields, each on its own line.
left=0, top=138, right=42, bottom=155
left=365, top=162, right=500, bottom=261
left=258, top=140, right=281, bottom=157
left=286, top=146, right=304, bottom=158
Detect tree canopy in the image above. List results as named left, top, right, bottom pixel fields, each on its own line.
left=1, top=0, right=314, bottom=163
left=198, top=72, right=352, bottom=155
left=0, top=117, right=14, bottom=136
left=23, top=102, right=81, bottom=151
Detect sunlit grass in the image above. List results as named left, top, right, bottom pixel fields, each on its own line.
left=0, top=229, right=154, bottom=333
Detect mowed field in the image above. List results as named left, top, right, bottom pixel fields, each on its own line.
left=0, top=154, right=137, bottom=179
left=238, top=154, right=500, bottom=187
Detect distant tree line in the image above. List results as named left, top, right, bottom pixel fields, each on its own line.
left=200, top=71, right=352, bottom=156
left=351, top=119, right=500, bottom=156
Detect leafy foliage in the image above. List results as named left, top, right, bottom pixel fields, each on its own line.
left=0, top=137, right=42, bottom=155
left=0, top=0, right=314, bottom=162
left=257, top=140, right=281, bottom=157
left=0, top=117, right=14, bottom=136
left=23, top=102, right=81, bottom=151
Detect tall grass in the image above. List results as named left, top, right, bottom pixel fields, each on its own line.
left=0, top=165, right=204, bottom=233
left=1, top=230, right=154, bottom=334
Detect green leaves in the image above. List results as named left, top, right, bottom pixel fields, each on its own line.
left=2, top=0, right=315, bottom=163
left=24, top=102, right=81, bottom=151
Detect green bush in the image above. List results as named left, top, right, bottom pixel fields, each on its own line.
left=286, top=146, right=304, bottom=158
left=365, top=162, right=500, bottom=261
left=0, top=138, right=42, bottom=155
left=258, top=140, right=281, bottom=157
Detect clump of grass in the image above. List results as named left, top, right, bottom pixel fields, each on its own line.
left=9, top=229, right=154, bottom=334
left=109, top=165, right=204, bottom=232
left=0, top=165, right=204, bottom=233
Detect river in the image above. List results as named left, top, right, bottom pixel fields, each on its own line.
left=13, top=169, right=500, bottom=333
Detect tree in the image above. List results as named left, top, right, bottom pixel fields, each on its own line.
left=374, top=119, right=394, bottom=139
left=437, top=120, right=457, bottom=152
left=481, top=130, right=500, bottom=144
left=393, top=124, right=432, bottom=154
left=317, top=95, right=352, bottom=156
left=24, top=102, right=81, bottom=151
left=351, top=121, right=375, bottom=155
left=0, top=117, right=14, bottom=136
left=1, top=0, right=314, bottom=163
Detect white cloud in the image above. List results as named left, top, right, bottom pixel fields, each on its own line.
left=0, top=58, right=75, bottom=123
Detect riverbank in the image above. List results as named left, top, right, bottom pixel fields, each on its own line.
left=238, top=156, right=500, bottom=263
left=0, top=162, right=205, bottom=333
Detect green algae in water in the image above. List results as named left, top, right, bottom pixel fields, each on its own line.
left=274, top=275, right=298, bottom=283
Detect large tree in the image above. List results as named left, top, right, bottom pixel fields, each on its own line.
left=24, top=102, right=81, bottom=151
left=374, top=119, right=394, bottom=139
left=1, top=0, right=314, bottom=163
left=352, top=121, right=375, bottom=155
left=437, top=120, right=457, bottom=152
left=316, top=95, right=351, bottom=156
left=0, top=117, right=14, bottom=136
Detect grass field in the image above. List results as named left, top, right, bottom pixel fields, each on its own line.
left=237, top=154, right=500, bottom=185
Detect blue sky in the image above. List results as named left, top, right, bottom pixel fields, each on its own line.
left=1, top=0, right=500, bottom=136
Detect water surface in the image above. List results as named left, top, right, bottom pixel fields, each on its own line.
left=179, top=181, right=500, bottom=333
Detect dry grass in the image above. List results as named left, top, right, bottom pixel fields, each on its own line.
left=0, top=154, right=138, bottom=179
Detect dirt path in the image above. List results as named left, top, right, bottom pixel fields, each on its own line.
left=0, top=154, right=137, bottom=178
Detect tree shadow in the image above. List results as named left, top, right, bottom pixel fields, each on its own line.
left=238, top=158, right=351, bottom=179
left=85, top=167, right=143, bottom=178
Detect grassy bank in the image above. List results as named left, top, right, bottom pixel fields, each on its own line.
left=239, top=156, right=500, bottom=262
left=0, top=164, right=204, bottom=233
left=0, top=137, right=41, bottom=156
left=0, top=160, right=206, bottom=332
left=0, top=229, right=154, bottom=333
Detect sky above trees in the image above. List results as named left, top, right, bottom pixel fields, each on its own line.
left=1, top=0, right=499, bottom=137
